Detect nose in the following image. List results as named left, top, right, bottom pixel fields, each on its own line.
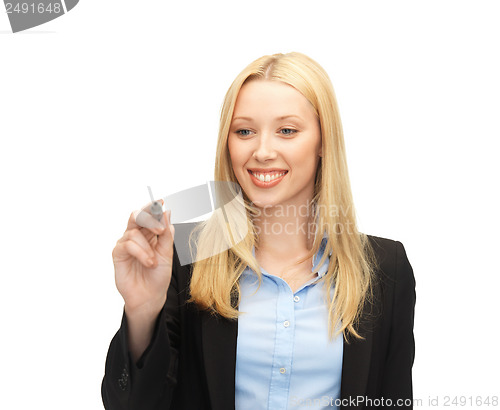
left=252, top=132, right=277, bottom=162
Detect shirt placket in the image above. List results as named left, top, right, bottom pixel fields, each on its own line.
left=267, top=278, right=295, bottom=410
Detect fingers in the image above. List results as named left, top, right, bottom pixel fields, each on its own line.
left=128, top=199, right=167, bottom=232
left=118, top=210, right=174, bottom=262
left=120, top=228, right=156, bottom=257
left=118, top=203, right=175, bottom=265
left=113, top=237, right=156, bottom=268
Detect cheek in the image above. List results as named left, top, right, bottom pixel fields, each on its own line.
left=228, top=138, right=247, bottom=168
left=288, top=138, right=321, bottom=175
left=290, top=141, right=317, bottom=163
left=227, top=137, right=236, bottom=162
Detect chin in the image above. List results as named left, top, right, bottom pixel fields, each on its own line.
left=246, top=195, right=284, bottom=209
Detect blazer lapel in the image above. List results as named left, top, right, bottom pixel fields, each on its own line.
left=201, top=306, right=238, bottom=410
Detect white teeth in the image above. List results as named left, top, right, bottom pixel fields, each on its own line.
left=251, top=171, right=286, bottom=182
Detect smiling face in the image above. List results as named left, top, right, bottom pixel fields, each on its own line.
left=227, top=80, right=322, bottom=210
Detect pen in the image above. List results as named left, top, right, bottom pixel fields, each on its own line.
left=147, top=186, right=164, bottom=222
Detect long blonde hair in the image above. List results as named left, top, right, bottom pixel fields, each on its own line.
left=188, top=52, right=378, bottom=341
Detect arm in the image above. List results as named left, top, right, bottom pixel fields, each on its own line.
left=101, top=246, right=182, bottom=410
left=381, top=241, right=416, bottom=407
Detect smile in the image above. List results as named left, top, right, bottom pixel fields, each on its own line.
left=247, top=169, right=288, bottom=188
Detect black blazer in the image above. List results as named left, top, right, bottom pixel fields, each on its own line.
left=102, top=234, right=416, bottom=409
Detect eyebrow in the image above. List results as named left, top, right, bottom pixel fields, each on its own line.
left=232, top=115, right=303, bottom=122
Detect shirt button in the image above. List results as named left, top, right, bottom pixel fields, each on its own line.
left=283, top=320, right=290, bottom=328
left=279, top=367, right=286, bottom=374
left=293, top=295, right=300, bottom=302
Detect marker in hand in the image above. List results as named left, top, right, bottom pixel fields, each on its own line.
left=147, top=186, right=164, bottom=222
left=134, top=186, right=167, bottom=230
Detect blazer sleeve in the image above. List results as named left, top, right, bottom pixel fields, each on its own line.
left=380, top=240, right=416, bottom=407
left=101, top=246, right=182, bottom=410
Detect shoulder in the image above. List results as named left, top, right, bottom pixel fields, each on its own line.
left=365, top=234, right=403, bottom=264
left=363, top=234, right=416, bottom=321
left=365, top=234, right=415, bottom=285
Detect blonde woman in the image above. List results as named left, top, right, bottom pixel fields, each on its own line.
left=102, top=52, right=416, bottom=410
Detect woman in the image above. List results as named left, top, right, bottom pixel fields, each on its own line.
left=101, top=52, right=416, bottom=409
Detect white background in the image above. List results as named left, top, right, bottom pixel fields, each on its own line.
left=1, top=1, right=499, bottom=408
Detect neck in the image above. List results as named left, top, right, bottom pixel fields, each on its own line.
left=253, top=198, right=317, bottom=258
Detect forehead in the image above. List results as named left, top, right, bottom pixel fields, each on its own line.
left=233, top=80, right=315, bottom=118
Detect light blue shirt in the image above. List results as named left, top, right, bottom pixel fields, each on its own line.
left=235, top=235, right=343, bottom=410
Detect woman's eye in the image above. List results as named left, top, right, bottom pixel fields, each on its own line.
left=236, top=129, right=252, bottom=137
left=280, top=128, right=297, bottom=136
